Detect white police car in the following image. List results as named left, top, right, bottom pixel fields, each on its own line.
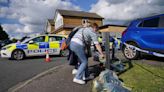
left=1, top=34, right=67, bottom=60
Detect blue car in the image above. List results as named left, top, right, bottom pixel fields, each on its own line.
left=121, top=14, right=164, bottom=59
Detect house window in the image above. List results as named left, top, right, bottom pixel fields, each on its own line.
left=82, top=19, right=89, bottom=25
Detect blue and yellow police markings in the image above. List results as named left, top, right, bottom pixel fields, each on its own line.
left=15, top=42, right=60, bottom=56
left=16, top=44, right=28, bottom=49
left=27, top=49, right=57, bottom=54
left=49, top=41, right=60, bottom=48
left=27, top=42, right=58, bottom=54
left=39, top=42, right=49, bottom=48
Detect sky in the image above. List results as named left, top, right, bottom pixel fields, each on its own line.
left=0, top=0, right=164, bottom=39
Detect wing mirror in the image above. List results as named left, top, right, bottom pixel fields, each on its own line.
left=29, top=40, right=34, bottom=44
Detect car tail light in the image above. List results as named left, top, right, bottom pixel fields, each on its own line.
left=122, top=29, right=128, bottom=37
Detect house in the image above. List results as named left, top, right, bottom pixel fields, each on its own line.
left=99, top=24, right=127, bottom=38
left=47, top=9, right=103, bottom=35
left=45, top=19, right=55, bottom=34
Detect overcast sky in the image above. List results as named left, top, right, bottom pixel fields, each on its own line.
left=0, top=0, right=164, bottom=39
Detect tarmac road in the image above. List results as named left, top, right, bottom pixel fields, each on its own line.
left=1, top=51, right=164, bottom=92
left=0, top=56, right=67, bottom=92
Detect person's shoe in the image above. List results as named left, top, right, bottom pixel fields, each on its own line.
left=73, top=78, right=85, bottom=84
left=82, top=75, right=94, bottom=81
left=72, top=69, right=78, bottom=74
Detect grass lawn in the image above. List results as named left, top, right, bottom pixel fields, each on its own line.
left=119, top=61, right=164, bottom=92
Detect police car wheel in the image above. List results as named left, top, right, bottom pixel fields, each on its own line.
left=123, top=42, right=140, bottom=60
left=60, top=49, right=69, bottom=57
left=12, top=50, right=25, bottom=60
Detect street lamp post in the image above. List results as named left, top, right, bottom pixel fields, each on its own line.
left=104, top=32, right=110, bottom=69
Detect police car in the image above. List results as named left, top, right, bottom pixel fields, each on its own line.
left=0, top=34, right=67, bottom=60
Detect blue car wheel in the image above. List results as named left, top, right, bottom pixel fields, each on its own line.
left=123, top=42, right=140, bottom=60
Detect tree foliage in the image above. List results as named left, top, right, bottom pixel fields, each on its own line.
left=0, top=25, right=9, bottom=40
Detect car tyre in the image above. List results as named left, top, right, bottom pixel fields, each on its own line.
left=123, top=42, right=140, bottom=60
left=11, top=49, right=25, bottom=60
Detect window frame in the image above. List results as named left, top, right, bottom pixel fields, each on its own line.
left=48, top=36, right=66, bottom=42
left=138, top=17, right=160, bottom=28
left=158, top=16, right=164, bottom=28
left=26, top=36, right=45, bottom=43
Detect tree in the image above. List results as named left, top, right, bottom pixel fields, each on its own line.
left=0, top=25, right=9, bottom=40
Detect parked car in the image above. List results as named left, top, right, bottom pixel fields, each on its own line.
left=1, top=34, right=67, bottom=60
left=121, top=14, right=164, bottom=59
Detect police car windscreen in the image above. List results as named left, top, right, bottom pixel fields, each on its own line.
left=21, top=37, right=30, bottom=42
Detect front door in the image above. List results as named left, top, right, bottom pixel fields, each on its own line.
left=27, top=36, right=46, bottom=56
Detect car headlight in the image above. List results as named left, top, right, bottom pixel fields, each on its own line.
left=1, top=46, right=12, bottom=50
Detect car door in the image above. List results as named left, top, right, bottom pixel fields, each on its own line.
left=158, top=15, right=164, bottom=53
left=48, top=36, right=63, bottom=55
left=137, top=16, right=164, bottom=53
left=26, top=36, right=46, bottom=56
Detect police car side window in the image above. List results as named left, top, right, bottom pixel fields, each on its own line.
left=55, top=36, right=63, bottom=41
left=49, top=36, right=56, bottom=42
left=49, top=36, right=65, bottom=42
left=32, top=36, right=45, bottom=43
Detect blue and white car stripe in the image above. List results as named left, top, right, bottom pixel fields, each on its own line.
left=120, top=39, right=164, bottom=58
left=39, top=42, right=49, bottom=49
left=16, top=44, right=28, bottom=49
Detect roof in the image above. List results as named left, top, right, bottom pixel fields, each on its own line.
left=48, top=19, right=54, bottom=25
left=63, top=24, right=77, bottom=29
left=99, top=24, right=127, bottom=29
left=56, top=9, right=103, bottom=19
left=136, top=13, right=164, bottom=21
